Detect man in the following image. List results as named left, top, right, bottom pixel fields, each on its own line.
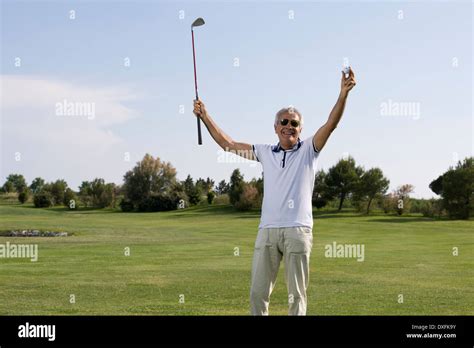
left=193, top=68, right=356, bottom=315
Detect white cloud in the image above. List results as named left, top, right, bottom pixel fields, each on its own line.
left=1, top=75, right=141, bottom=186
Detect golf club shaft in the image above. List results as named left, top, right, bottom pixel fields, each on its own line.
left=191, top=29, right=203, bottom=145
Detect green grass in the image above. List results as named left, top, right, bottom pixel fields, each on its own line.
left=0, top=202, right=472, bottom=315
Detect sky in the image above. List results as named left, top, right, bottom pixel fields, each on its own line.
left=0, top=0, right=472, bottom=198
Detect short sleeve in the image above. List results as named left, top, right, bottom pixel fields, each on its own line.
left=303, top=136, right=320, bottom=164
left=252, top=144, right=271, bottom=165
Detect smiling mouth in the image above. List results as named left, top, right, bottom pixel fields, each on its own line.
left=281, top=129, right=296, bottom=136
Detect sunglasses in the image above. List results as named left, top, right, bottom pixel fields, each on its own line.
left=279, top=118, right=300, bottom=127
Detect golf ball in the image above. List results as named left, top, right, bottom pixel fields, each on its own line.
left=343, top=66, right=350, bottom=77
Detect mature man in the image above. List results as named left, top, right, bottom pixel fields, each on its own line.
left=193, top=68, right=356, bottom=315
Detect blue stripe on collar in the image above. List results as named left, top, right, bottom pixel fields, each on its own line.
left=272, top=138, right=302, bottom=152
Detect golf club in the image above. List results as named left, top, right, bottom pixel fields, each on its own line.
left=191, top=17, right=205, bottom=145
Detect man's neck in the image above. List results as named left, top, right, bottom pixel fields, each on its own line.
left=280, top=141, right=298, bottom=151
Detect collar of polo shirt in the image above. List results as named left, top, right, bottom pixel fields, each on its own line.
left=271, top=138, right=302, bottom=153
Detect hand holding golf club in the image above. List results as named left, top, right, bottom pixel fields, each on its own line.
left=341, top=67, right=356, bottom=96
left=193, top=99, right=208, bottom=119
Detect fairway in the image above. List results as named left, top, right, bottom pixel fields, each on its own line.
left=0, top=203, right=472, bottom=315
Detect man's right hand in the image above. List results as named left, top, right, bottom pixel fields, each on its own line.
left=191, top=99, right=255, bottom=160
left=193, top=99, right=208, bottom=119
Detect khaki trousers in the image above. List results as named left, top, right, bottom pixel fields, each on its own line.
left=250, top=226, right=313, bottom=315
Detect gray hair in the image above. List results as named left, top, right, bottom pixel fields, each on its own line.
left=274, top=106, right=303, bottom=127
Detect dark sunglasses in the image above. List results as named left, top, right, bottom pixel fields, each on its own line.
left=280, top=118, right=300, bottom=127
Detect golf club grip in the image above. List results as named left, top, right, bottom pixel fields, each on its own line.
left=197, top=117, right=203, bottom=145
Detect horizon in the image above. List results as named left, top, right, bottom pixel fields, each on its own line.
left=1, top=0, right=472, bottom=199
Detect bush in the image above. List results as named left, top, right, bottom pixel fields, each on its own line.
left=137, top=194, right=178, bottom=212
left=119, top=199, right=135, bottom=212
left=324, top=198, right=352, bottom=210
left=379, top=194, right=396, bottom=214
left=33, top=191, right=53, bottom=208
left=63, top=188, right=78, bottom=209
left=187, top=186, right=202, bottom=205
left=313, top=197, right=327, bottom=209
left=409, top=199, right=424, bottom=213
left=420, top=199, right=445, bottom=218
left=353, top=198, right=369, bottom=213
left=396, top=197, right=411, bottom=215
left=229, top=169, right=245, bottom=206
left=207, top=191, right=215, bottom=205
left=235, top=185, right=260, bottom=211
left=170, top=191, right=189, bottom=209
left=18, top=190, right=29, bottom=204
left=214, top=194, right=230, bottom=205
left=50, top=179, right=68, bottom=206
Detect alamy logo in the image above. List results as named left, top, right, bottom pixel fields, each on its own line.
left=380, top=99, right=420, bottom=120
left=18, top=322, right=56, bottom=341
left=0, top=242, right=38, bottom=262
left=55, top=99, right=96, bottom=119
left=325, top=241, right=365, bottom=262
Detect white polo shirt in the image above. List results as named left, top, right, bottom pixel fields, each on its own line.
left=253, top=136, right=320, bottom=229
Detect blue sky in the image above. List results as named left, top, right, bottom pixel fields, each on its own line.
left=1, top=0, right=472, bottom=198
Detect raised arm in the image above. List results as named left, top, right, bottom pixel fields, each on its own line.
left=193, top=100, right=256, bottom=161
left=313, top=68, right=356, bottom=152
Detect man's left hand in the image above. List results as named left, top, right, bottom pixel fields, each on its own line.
left=341, top=67, right=356, bottom=96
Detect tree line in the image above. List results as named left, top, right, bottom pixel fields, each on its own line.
left=1, top=154, right=472, bottom=219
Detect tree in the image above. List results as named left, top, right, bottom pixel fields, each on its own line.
left=235, top=184, right=259, bottom=211
left=216, top=180, right=230, bottom=195
left=325, top=157, right=363, bottom=211
left=250, top=177, right=264, bottom=197
left=63, top=188, right=77, bottom=209
left=429, top=175, right=443, bottom=196
left=195, top=178, right=206, bottom=196
left=440, top=158, right=473, bottom=219
left=2, top=181, right=14, bottom=193
left=33, top=191, right=53, bottom=208
left=429, top=157, right=473, bottom=219
left=229, top=169, right=245, bottom=206
left=195, top=177, right=214, bottom=193
left=50, top=179, right=68, bottom=206
left=90, top=178, right=114, bottom=208
left=78, top=179, right=115, bottom=208
left=123, top=154, right=177, bottom=208
left=29, top=177, right=45, bottom=194
left=394, top=184, right=414, bottom=215
left=78, top=181, right=93, bottom=207
left=183, top=175, right=201, bottom=205
left=18, top=190, right=29, bottom=204
left=312, top=170, right=329, bottom=209
left=3, top=174, right=27, bottom=193
left=354, top=168, right=390, bottom=214
left=380, top=193, right=397, bottom=214
left=207, top=191, right=215, bottom=204
left=205, top=177, right=215, bottom=193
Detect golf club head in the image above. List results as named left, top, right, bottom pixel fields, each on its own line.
left=191, top=17, right=205, bottom=28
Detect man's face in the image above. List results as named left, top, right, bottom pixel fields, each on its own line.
left=274, top=112, right=302, bottom=148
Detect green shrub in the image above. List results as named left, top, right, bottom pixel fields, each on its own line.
left=207, top=191, right=215, bottom=205
left=313, top=197, right=327, bottom=209
left=214, top=194, right=230, bottom=205
left=379, top=194, right=396, bottom=214
left=235, top=185, right=259, bottom=211
left=18, top=190, right=29, bottom=204
left=33, top=191, right=53, bottom=208
left=420, top=199, right=445, bottom=218
left=137, top=194, right=177, bottom=212
left=63, top=188, right=77, bottom=209
left=119, top=199, right=134, bottom=212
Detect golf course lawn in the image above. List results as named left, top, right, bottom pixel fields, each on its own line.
left=0, top=202, right=472, bottom=315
